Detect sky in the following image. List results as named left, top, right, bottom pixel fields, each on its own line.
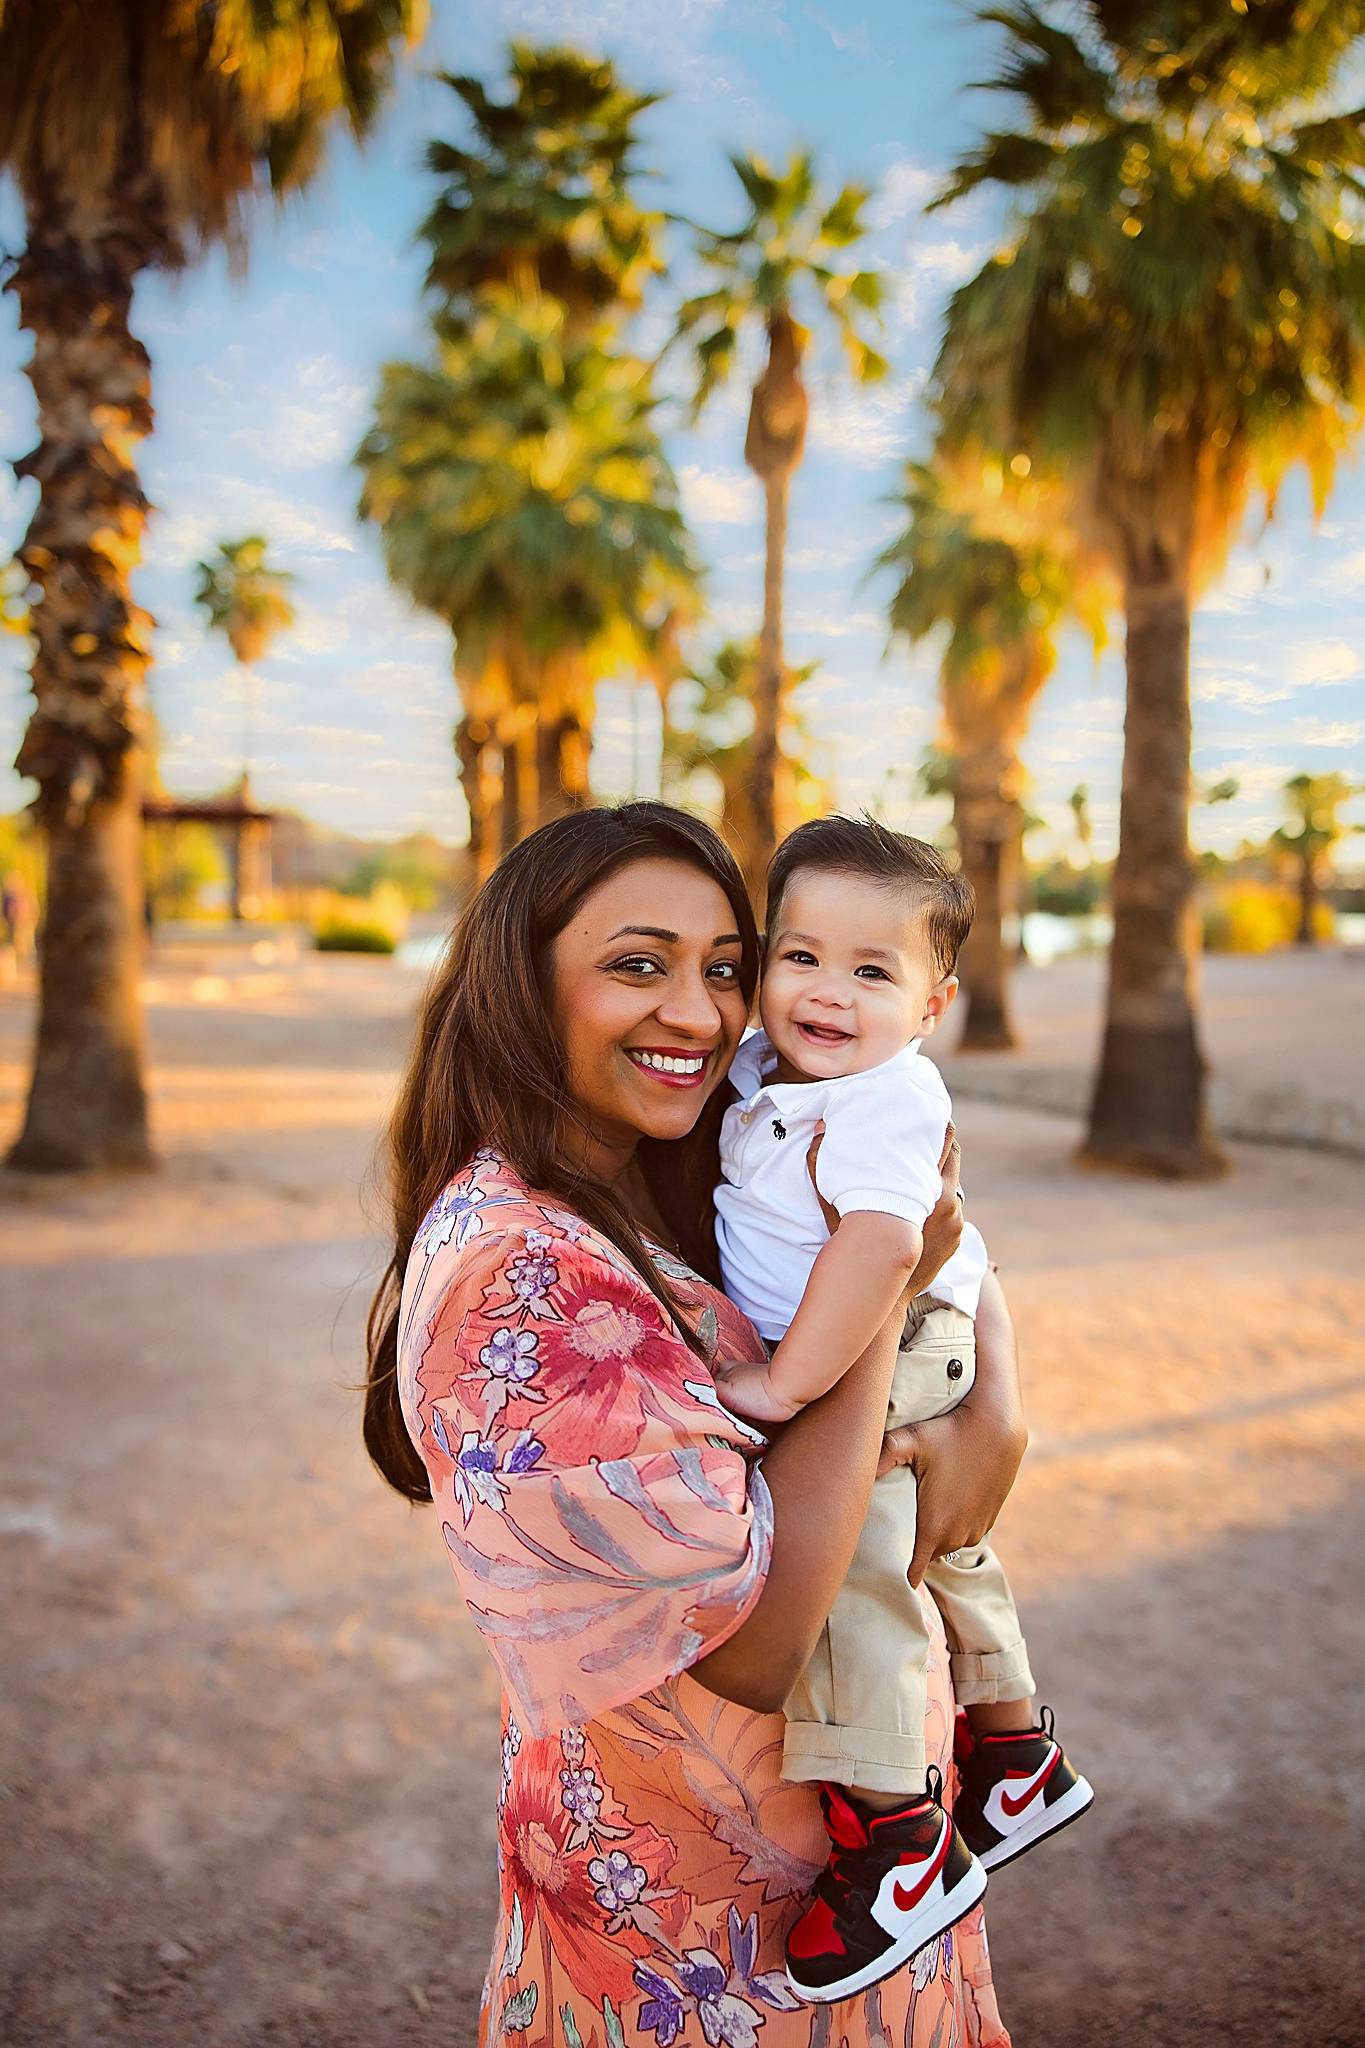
left=1, top=0, right=1362, bottom=862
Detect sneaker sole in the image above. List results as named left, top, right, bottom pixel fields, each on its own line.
left=784, top=1857, right=988, bottom=2005
left=976, top=1775, right=1094, bottom=1872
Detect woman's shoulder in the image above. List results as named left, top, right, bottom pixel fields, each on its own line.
left=398, top=1149, right=766, bottom=1396
left=399, top=1150, right=706, bottom=1339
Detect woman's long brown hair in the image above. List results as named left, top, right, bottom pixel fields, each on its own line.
left=364, top=801, right=760, bottom=1502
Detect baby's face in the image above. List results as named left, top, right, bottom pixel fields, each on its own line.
left=760, top=869, right=957, bottom=1083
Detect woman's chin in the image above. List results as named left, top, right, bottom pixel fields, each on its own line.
left=623, top=1082, right=713, bottom=1140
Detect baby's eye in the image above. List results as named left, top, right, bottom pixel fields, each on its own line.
left=785, top=949, right=817, bottom=967
left=855, top=964, right=892, bottom=981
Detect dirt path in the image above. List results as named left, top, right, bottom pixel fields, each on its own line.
left=2, top=957, right=1362, bottom=2046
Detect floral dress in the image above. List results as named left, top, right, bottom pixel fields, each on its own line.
left=398, top=1151, right=1009, bottom=2048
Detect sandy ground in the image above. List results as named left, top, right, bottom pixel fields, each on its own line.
left=938, top=945, right=1365, bottom=1155
left=2, top=947, right=1363, bottom=2048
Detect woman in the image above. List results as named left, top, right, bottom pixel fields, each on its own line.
left=365, top=803, right=1025, bottom=2048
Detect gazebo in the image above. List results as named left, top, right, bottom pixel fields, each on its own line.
left=142, top=773, right=277, bottom=921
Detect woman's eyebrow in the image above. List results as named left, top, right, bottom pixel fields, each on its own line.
left=605, top=925, right=744, bottom=947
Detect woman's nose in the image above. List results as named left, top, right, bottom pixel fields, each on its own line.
left=653, top=971, right=723, bottom=1039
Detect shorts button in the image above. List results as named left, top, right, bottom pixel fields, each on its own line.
left=947, top=1358, right=964, bottom=1380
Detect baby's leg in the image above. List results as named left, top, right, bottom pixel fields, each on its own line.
left=899, top=1305, right=1037, bottom=1735
left=781, top=1449, right=935, bottom=1796
left=782, top=1344, right=988, bottom=2003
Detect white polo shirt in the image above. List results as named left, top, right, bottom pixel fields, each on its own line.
left=714, top=1028, right=988, bottom=1342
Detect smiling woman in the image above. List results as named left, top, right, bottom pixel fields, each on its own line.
left=363, top=802, right=1015, bottom=2048
left=549, top=866, right=750, bottom=1178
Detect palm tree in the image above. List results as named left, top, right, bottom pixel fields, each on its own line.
left=878, top=461, right=1107, bottom=1049
left=931, top=1, right=1365, bottom=1175
left=414, top=45, right=667, bottom=852
left=420, top=45, right=662, bottom=338
left=0, top=1, right=424, bottom=1172
left=193, top=536, right=296, bottom=779
left=1068, top=785, right=1093, bottom=864
left=357, top=297, right=699, bottom=882
left=1273, top=772, right=1360, bottom=944
left=674, top=152, right=886, bottom=884
left=193, top=535, right=295, bottom=919
left=662, top=638, right=828, bottom=875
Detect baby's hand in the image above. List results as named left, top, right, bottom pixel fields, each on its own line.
left=712, top=1358, right=804, bottom=1426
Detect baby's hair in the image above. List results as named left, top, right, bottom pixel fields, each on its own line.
left=765, top=814, right=975, bottom=978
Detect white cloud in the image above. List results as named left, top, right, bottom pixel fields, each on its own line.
left=1202, top=556, right=1275, bottom=614
left=869, top=157, right=943, bottom=231
left=149, top=483, right=358, bottom=566
left=887, top=237, right=988, bottom=336
left=788, top=603, right=883, bottom=639
left=679, top=463, right=757, bottom=526
left=806, top=373, right=922, bottom=466
left=1288, top=638, right=1359, bottom=689
left=1290, top=718, right=1364, bottom=749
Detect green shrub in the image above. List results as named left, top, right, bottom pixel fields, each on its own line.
left=314, top=917, right=396, bottom=954
left=1031, top=870, right=1103, bottom=917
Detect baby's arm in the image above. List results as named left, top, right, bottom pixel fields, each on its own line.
left=716, top=1211, right=922, bottom=1423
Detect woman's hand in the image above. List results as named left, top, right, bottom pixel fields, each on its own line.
left=905, top=1122, right=963, bottom=1300
left=879, top=1265, right=1027, bottom=1585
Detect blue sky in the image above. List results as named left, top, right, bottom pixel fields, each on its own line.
left=1, top=0, right=1362, bottom=859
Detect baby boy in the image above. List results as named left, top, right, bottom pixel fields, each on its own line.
left=714, top=816, right=1092, bottom=2005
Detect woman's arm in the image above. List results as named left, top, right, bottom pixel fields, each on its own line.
left=691, top=1168, right=968, bottom=1714
left=690, top=1307, right=904, bottom=1713
left=885, top=1265, right=1028, bottom=1586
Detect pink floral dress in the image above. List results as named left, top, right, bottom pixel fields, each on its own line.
left=398, top=1151, right=1009, bottom=2048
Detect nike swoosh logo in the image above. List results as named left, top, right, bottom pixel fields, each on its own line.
left=999, top=1748, right=1061, bottom=1818
left=890, top=1820, right=951, bottom=1914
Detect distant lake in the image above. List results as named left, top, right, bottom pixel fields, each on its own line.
left=397, top=931, right=450, bottom=972
left=1018, top=911, right=1113, bottom=965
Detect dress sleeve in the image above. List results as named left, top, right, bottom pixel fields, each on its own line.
left=402, top=1221, right=773, bottom=1737
left=812, top=1070, right=948, bottom=1228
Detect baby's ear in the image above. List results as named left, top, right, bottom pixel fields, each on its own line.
left=919, top=974, right=959, bottom=1037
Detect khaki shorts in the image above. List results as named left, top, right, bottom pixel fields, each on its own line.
left=782, top=1305, right=1035, bottom=1794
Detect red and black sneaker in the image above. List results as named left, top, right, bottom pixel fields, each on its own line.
left=785, top=1770, right=987, bottom=2004
left=954, top=1706, right=1094, bottom=1872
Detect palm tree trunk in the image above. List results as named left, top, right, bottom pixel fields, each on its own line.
left=7, top=191, right=157, bottom=1171
left=1082, top=561, right=1224, bottom=1178
left=555, top=712, right=593, bottom=813
left=456, top=714, right=496, bottom=887
left=1296, top=855, right=1319, bottom=946
left=953, top=780, right=1019, bottom=1051
left=499, top=710, right=539, bottom=854
left=750, top=468, right=790, bottom=886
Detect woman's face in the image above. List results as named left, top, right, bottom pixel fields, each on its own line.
left=549, top=855, right=750, bottom=1171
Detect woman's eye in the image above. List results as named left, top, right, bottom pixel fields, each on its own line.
left=708, top=959, right=740, bottom=984
left=611, top=955, right=663, bottom=977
